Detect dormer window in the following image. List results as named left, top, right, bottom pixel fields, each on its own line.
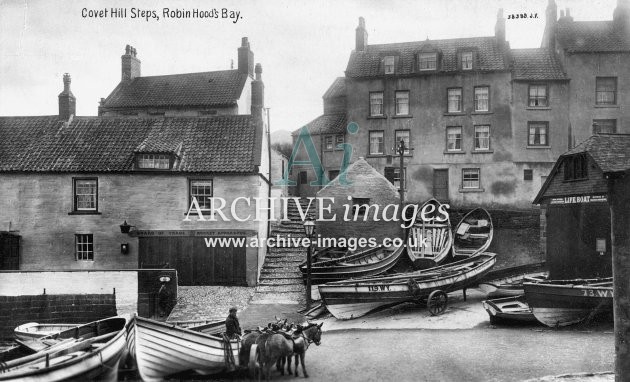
left=461, top=51, right=473, bottom=70
left=418, top=53, right=437, bottom=71
left=137, top=153, right=172, bottom=169
left=563, top=154, right=588, bottom=181
left=384, top=56, right=395, bottom=74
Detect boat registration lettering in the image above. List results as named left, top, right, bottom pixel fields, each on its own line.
left=581, top=289, right=612, bottom=298
left=368, top=285, right=390, bottom=292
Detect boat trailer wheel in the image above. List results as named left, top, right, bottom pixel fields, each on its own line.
left=427, top=290, right=448, bottom=316
left=248, top=343, right=263, bottom=380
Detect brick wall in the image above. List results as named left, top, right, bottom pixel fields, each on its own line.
left=0, top=293, right=116, bottom=339
left=0, top=271, right=137, bottom=315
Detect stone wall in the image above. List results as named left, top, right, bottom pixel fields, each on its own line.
left=0, top=293, right=116, bottom=339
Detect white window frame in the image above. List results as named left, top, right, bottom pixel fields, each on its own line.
left=190, top=179, right=214, bottom=211
left=369, top=131, right=384, bottom=155
left=384, top=56, right=395, bottom=74
left=462, top=168, right=480, bottom=189
left=395, top=130, right=411, bottom=154
left=446, top=126, right=462, bottom=152
left=419, top=52, right=437, bottom=71
left=528, top=122, right=549, bottom=146
left=325, top=135, right=334, bottom=150
left=138, top=153, right=171, bottom=169
left=75, top=234, right=94, bottom=261
left=474, top=125, right=490, bottom=151
left=528, top=84, right=548, bottom=107
left=461, top=51, right=473, bottom=70
left=395, top=91, right=410, bottom=116
left=74, top=178, right=97, bottom=211
left=370, top=92, right=384, bottom=117
left=474, top=86, right=489, bottom=112
left=447, top=88, right=462, bottom=113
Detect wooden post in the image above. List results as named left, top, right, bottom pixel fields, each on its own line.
left=609, top=175, right=630, bottom=382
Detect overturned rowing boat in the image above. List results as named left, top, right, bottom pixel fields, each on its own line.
left=319, top=253, right=496, bottom=320
left=523, top=277, right=613, bottom=327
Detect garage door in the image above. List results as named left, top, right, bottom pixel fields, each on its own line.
left=139, top=236, right=247, bottom=286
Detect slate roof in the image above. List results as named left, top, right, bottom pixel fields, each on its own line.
left=556, top=20, right=630, bottom=53
left=292, top=114, right=347, bottom=136
left=323, top=77, right=346, bottom=99
left=533, top=134, right=630, bottom=203
left=101, top=70, right=248, bottom=109
left=565, top=134, right=630, bottom=173
left=511, top=48, right=568, bottom=81
left=0, top=115, right=259, bottom=173
left=346, top=36, right=509, bottom=78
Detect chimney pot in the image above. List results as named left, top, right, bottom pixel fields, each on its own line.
left=121, top=44, right=141, bottom=81
left=560, top=9, right=565, bottom=17
left=255, top=63, right=262, bottom=80
left=58, top=73, right=76, bottom=120
left=566, top=8, right=570, bottom=17
left=355, top=16, right=368, bottom=51
left=238, top=37, right=254, bottom=77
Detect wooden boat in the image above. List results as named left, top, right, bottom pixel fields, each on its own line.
left=478, top=272, right=547, bottom=298
left=523, top=277, right=613, bottom=327
left=14, top=323, right=79, bottom=342
left=452, top=208, right=493, bottom=259
left=129, top=316, right=240, bottom=380
left=406, top=198, right=452, bottom=268
left=299, top=245, right=405, bottom=284
left=319, top=253, right=496, bottom=320
left=481, top=295, right=537, bottom=324
left=0, top=316, right=128, bottom=382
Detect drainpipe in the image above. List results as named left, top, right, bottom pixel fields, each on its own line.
left=266, top=107, right=272, bottom=241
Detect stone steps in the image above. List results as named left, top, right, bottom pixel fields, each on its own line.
left=255, top=284, right=305, bottom=293
left=249, top=292, right=305, bottom=305
left=258, top=278, right=303, bottom=286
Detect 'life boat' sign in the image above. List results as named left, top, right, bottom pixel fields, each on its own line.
left=549, top=194, right=607, bottom=205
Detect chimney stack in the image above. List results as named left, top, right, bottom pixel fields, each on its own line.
left=121, top=44, right=141, bottom=81
left=356, top=17, right=368, bottom=51
left=251, top=63, right=264, bottom=120
left=614, top=0, right=630, bottom=33
left=238, top=37, right=254, bottom=78
left=495, top=8, right=506, bottom=47
left=58, top=73, right=76, bottom=120
left=542, top=0, right=558, bottom=48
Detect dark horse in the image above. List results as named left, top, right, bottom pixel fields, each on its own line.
left=277, top=322, right=323, bottom=378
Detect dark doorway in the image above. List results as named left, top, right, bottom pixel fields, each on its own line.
left=0, top=232, right=20, bottom=270
left=433, top=169, right=449, bottom=201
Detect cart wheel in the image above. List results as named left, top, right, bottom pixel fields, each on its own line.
left=427, top=290, right=448, bottom=316
left=248, top=344, right=262, bottom=380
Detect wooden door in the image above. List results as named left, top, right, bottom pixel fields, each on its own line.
left=139, top=236, right=247, bottom=286
left=0, top=233, right=20, bottom=270
left=433, top=169, right=449, bottom=201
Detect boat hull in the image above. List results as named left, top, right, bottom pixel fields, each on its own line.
left=406, top=198, right=452, bottom=267
left=320, top=253, right=496, bottom=320
left=131, top=316, right=240, bottom=381
left=452, top=208, right=493, bottom=259
left=14, top=323, right=79, bottom=342
left=482, top=296, right=536, bottom=323
left=0, top=317, right=128, bottom=382
left=300, top=245, right=404, bottom=284
left=523, top=281, right=613, bottom=327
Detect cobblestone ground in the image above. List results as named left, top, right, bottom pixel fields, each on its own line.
left=166, top=286, right=255, bottom=323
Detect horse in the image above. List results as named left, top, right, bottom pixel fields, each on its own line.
left=239, top=317, right=289, bottom=367
left=256, top=331, right=295, bottom=380
left=277, top=322, right=323, bottom=378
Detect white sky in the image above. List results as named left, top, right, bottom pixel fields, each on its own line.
left=0, top=0, right=619, bottom=132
